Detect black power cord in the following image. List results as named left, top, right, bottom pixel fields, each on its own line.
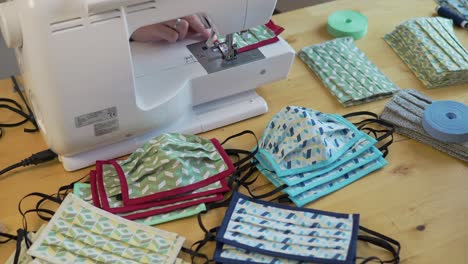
left=0, top=149, right=57, bottom=176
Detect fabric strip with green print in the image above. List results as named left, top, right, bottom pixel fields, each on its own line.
left=298, top=37, right=400, bottom=107
left=384, top=17, right=468, bottom=88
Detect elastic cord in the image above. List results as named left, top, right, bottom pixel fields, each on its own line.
left=0, top=232, right=17, bottom=243
left=343, top=111, right=395, bottom=158
left=357, top=225, right=401, bottom=264
left=0, top=77, right=38, bottom=134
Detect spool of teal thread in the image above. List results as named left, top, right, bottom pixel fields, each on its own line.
left=327, top=10, right=368, bottom=40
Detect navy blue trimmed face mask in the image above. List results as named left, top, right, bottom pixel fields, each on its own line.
left=213, top=192, right=401, bottom=264
left=215, top=192, right=359, bottom=264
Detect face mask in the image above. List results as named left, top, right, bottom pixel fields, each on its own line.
left=217, top=20, right=284, bottom=53
left=215, top=192, right=359, bottom=263
left=384, top=17, right=468, bottom=88
left=288, top=157, right=388, bottom=207
left=213, top=192, right=400, bottom=264
left=298, top=37, right=399, bottom=107
left=100, top=133, right=234, bottom=205
left=74, top=182, right=207, bottom=226
left=254, top=107, right=393, bottom=207
left=261, top=145, right=384, bottom=197
left=271, top=134, right=377, bottom=186
left=256, top=106, right=362, bottom=177
left=27, top=194, right=185, bottom=264
left=91, top=161, right=227, bottom=217
left=380, top=89, right=468, bottom=161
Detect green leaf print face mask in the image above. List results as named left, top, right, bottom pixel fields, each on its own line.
left=74, top=182, right=207, bottom=226
left=90, top=133, right=235, bottom=220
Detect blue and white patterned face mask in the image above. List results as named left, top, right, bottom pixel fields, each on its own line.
left=215, top=192, right=359, bottom=264
left=254, top=107, right=393, bottom=207
left=213, top=192, right=401, bottom=264
left=256, top=106, right=363, bottom=177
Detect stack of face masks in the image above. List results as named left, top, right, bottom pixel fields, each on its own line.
left=298, top=37, right=400, bottom=107
left=73, top=183, right=207, bottom=226
left=436, top=0, right=468, bottom=20
left=217, top=20, right=284, bottom=53
left=214, top=192, right=360, bottom=264
left=78, top=133, right=235, bottom=226
left=380, top=89, right=468, bottom=161
left=23, top=194, right=187, bottom=264
left=255, top=106, right=389, bottom=207
left=384, top=17, right=468, bottom=88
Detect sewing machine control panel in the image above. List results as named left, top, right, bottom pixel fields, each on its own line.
left=186, top=41, right=265, bottom=74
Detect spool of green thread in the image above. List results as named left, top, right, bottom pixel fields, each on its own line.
left=327, top=10, right=368, bottom=40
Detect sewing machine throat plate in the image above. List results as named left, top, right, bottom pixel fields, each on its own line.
left=187, top=42, right=265, bottom=74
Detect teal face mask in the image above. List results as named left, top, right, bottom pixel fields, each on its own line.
left=255, top=107, right=393, bottom=207
left=256, top=106, right=362, bottom=177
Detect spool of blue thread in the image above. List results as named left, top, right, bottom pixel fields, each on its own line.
left=436, top=6, right=468, bottom=29
left=422, top=101, right=468, bottom=143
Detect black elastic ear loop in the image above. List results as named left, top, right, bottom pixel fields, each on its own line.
left=0, top=232, right=17, bottom=244
left=13, top=229, right=25, bottom=264
left=343, top=112, right=395, bottom=158
left=180, top=246, right=211, bottom=264
left=10, top=76, right=38, bottom=133
left=357, top=225, right=401, bottom=264
left=221, top=130, right=259, bottom=168
left=18, top=192, right=63, bottom=231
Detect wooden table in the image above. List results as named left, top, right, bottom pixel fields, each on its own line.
left=1, top=0, right=467, bottom=262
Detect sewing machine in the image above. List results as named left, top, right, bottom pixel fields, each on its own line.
left=0, top=0, right=295, bottom=171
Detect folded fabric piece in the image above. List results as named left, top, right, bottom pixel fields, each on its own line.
left=436, top=0, right=468, bottom=20
left=255, top=106, right=390, bottom=207
left=380, top=89, right=468, bottom=161
left=89, top=133, right=234, bottom=221
left=298, top=37, right=400, bottom=107
left=217, top=20, right=284, bottom=53
left=74, top=183, right=207, bottom=226
left=384, top=17, right=468, bottom=88
left=27, top=194, right=185, bottom=264
left=214, top=192, right=359, bottom=264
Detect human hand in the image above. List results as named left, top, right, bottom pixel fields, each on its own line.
left=131, top=15, right=211, bottom=43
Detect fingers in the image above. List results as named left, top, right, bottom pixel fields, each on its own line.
left=168, top=19, right=189, bottom=40
left=131, top=15, right=210, bottom=43
left=184, top=15, right=211, bottom=39
left=131, top=23, right=179, bottom=43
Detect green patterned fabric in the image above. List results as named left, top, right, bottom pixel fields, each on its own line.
left=27, top=194, right=185, bottom=264
left=74, top=183, right=206, bottom=226
left=384, top=17, right=468, bottom=88
left=298, top=37, right=400, bottom=107
left=102, top=133, right=228, bottom=201
left=217, top=24, right=275, bottom=49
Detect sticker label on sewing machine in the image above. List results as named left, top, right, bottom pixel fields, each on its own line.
left=94, top=119, right=119, bottom=136
left=75, top=107, right=118, bottom=128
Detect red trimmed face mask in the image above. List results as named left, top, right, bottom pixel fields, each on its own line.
left=90, top=133, right=235, bottom=220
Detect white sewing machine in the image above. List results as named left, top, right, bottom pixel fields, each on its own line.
left=0, top=0, right=295, bottom=171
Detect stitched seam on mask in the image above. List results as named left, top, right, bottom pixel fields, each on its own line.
left=282, top=134, right=377, bottom=186
left=290, top=157, right=388, bottom=207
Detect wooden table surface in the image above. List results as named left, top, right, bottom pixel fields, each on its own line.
left=1, top=0, right=467, bottom=262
